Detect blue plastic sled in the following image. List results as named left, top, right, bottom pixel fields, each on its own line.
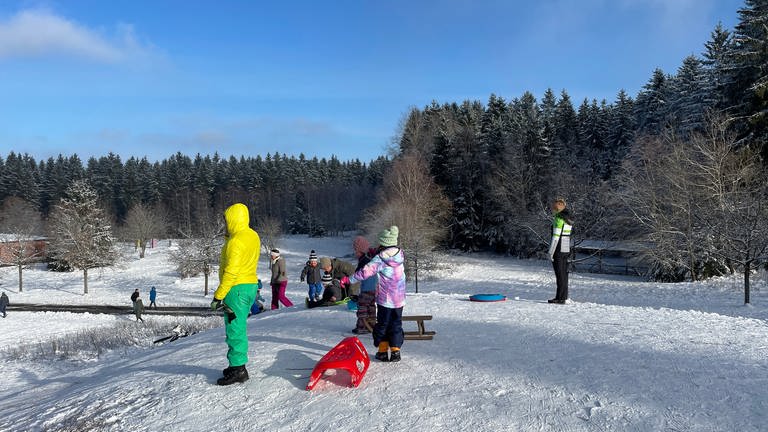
left=469, top=293, right=507, bottom=302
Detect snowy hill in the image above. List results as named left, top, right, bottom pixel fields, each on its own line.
left=1, top=236, right=767, bottom=431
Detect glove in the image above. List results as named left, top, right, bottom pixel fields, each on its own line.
left=210, top=299, right=222, bottom=311
left=223, top=304, right=236, bottom=322
left=340, top=276, right=350, bottom=288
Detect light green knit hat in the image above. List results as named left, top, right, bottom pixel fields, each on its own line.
left=378, top=225, right=399, bottom=247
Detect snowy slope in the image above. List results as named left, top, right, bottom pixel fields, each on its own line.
left=1, top=235, right=767, bottom=431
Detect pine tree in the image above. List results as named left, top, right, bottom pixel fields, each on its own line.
left=723, top=0, right=768, bottom=155
left=86, top=153, right=125, bottom=221
left=635, top=69, right=670, bottom=136
left=702, top=22, right=733, bottom=111
left=605, top=90, right=636, bottom=178
left=480, top=94, right=514, bottom=248
left=1, top=152, right=40, bottom=206
left=666, top=55, right=709, bottom=137
left=549, top=90, right=579, bottom=194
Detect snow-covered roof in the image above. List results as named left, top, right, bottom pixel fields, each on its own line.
left=0, top=234, right=47, bottom=242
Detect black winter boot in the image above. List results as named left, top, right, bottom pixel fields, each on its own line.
left=389, top=350, right=401, bottom=362
left=374, top=351, right=389, bottom=362
left=217, top=366, right=249, bottom=385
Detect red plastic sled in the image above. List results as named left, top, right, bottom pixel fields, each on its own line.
left=306, top=336, right=370, bottom=391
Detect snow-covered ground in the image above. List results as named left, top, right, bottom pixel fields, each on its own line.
left=1, top=235, right=767, bottom=431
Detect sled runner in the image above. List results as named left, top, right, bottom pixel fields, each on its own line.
left=153, top=325, right=192, bottom=344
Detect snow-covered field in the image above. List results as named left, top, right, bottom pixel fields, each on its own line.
left=1, top=235, right=767, bottom=432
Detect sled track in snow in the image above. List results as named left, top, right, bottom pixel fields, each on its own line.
left=7, top=303, right=213, bottom=316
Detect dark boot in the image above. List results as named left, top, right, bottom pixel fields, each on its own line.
left=374, top=351, right=389, bottom=362
left=217, top=366, right=249, bottom=385
left=389, top=350, right=401, bottom=362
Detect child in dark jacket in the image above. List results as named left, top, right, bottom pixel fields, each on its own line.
left=351, top=236, right=378, bottom=334
left=300, top=250, right=324, bottom=302
left=306, top=272, right=343, bottom=308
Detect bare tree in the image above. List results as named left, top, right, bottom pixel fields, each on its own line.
left=685, top=118, right=768, bottom=303
left=0, top=197, right=45, bottom=292
left=255, top=216, right=282, bottom=254
left=361, top=153, right=451, bottom=291
left=48, top=180, right=119, bottom=294
left=617, top=132, right=712, bottom=282
left=618, top=115, right=768, bottom=298
left=170, top=209, right=224, bottom=296
left=122, top=203, right=168, bottom=258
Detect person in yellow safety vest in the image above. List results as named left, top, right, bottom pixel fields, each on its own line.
left=211, top=203, right=261, bottom=385
left=547, top=198, right=574, bottom=304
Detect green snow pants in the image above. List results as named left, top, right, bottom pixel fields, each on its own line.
left=223, top=283, right=258, bottom=367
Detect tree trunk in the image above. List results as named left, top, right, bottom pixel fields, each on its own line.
left=204, top=271, right=209, bottom=297
left=414, top=251, right=419, bottom=294
left=83, top=268, right=89, bottom=294
left=17, top=263, right=23, bottom=293
left=689, top=248, right=697, bottom=282
left=744, top=262, right=751, bottom=304
left=140, top=239, right=147, bottom=259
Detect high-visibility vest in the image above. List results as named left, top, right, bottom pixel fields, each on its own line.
left=552, top=213, right=573, bottom=253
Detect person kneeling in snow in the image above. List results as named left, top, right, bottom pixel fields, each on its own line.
left=306, top=272, right=342, bottom=308
left=211, top=203, right=261, bottom=386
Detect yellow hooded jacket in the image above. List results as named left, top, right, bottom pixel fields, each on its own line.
left=214, top=203, right=261, bottom=300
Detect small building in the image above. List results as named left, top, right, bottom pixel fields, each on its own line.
left=0, top=235, right=48, bottom=265
left=572, top=240, right=651, bottom=276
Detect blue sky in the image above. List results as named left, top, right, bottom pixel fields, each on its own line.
left=0, top=0, right=744, bottom=163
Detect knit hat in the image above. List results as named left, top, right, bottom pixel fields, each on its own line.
left=319, top=257, right=332, bottom=269
left=352, top=236, right=370, bottom=255
left=308, top=250, right=318, bottom=261
left=378, top=225, right=399, bottom=247
left=321, top=272, right=333, bottom=284
left=270, top=249, right=280, bottom=257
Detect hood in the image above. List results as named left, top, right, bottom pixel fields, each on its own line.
left=224, top=203, right=250, bottom=236
left=378, top=246, right=403, bottom=265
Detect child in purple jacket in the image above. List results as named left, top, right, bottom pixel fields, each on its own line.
left=348, top=226, right=406, bottom=362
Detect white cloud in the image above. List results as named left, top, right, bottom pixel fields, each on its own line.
left=0, top=9, right=155, bottom=63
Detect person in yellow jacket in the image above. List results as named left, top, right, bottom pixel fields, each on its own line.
left=211, top=203, right=261, bottom=385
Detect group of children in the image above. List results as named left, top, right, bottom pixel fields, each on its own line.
left=294, top=226, right=407, bottom=362
left=299, top=251, right=348, bottom=308
left=256, top=227, right=406, bottom=362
